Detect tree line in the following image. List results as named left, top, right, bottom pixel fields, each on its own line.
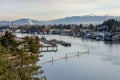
left=0, top=31, right=46, bottom=80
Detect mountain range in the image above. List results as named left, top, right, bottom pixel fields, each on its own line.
left=0, top=15, right=120, bottom=26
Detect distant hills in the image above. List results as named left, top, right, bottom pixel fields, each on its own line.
left=0, top=19, right=44, bottom=26
left=0, top=15, right=120, bottom=26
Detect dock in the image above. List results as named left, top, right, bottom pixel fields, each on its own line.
left=40, top=37, right=71, bottom=47
left=39, top=45, right=58, bottom=52
left=39, top=36, right=72, bottom=52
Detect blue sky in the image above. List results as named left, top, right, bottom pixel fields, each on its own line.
left=0, top=0, right=120, bottom=21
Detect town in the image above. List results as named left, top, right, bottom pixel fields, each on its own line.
left=0, top=19, right=120, bottom=42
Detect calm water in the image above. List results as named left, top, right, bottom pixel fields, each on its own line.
left=17, top=34, right=120, bottom=80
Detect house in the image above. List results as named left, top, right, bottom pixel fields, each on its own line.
left=116, top=27, right=120, bottom=32
left=99, top=25, right=109, bottom=31
left=104, top=32, right=113, bottom=41
left=112, top=33, right=120, bottom=41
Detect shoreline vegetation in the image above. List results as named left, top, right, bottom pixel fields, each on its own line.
left=0, top=31, right=46, bottom=80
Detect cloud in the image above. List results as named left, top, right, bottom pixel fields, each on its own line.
left=0, top=0, right=120, bottom=20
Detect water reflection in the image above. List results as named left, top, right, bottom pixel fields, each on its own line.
left=102, top=55, right=120, bottom=66
left=104, top=41, right=120, bottom=45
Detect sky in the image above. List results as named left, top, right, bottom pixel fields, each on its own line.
left=0, top=0, right=120, bottom=21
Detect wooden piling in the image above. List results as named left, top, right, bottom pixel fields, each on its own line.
left=66, top=54, right=67, bottom=62
left=52, top=57, right=54, bottom=65
left=78, top=51, right=79, bottom=59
